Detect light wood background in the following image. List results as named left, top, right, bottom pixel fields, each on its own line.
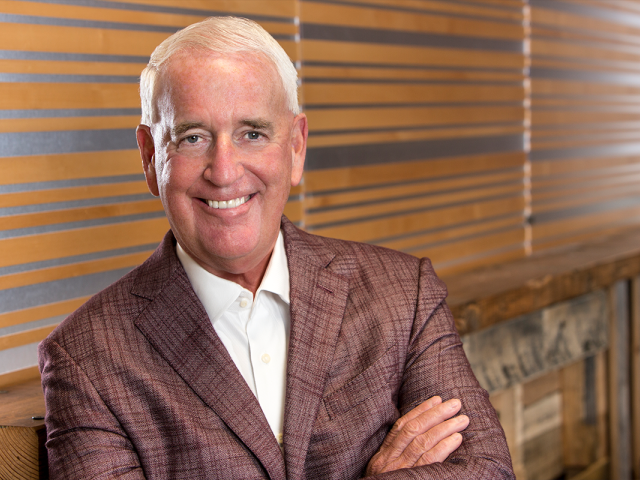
left=1, top=0, right=639, bottom=388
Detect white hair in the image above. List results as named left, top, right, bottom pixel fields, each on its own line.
left=139, top=16, right=300, bottom=124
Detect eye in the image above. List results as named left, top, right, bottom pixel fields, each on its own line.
left=246, top=131, right=261, bottom=140
left=185, top=135, right=200, bottom=144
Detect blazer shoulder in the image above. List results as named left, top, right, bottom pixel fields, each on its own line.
left=285, top=220, right=447, bottom=301
left=45, top=231, right=179, bottom=352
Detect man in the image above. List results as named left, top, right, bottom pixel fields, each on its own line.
left=39, top=17, right=514, bottom=479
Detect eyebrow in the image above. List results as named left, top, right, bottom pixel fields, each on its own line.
left=172, top=122, right=205, bottom=138
left=240, top=119, right=272, bottom=130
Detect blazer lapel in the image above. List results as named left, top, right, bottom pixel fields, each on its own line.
left=131, top=233, right=286, bottom=479
left=281, top=220, right=350, bottom=480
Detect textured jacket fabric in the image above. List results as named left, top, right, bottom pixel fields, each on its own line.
left=39, top=217, right=514, bottom=479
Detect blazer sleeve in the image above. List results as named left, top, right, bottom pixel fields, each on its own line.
left=39, top=337, right=146, bottom=480
left=363, top=258, right=515, bottom=480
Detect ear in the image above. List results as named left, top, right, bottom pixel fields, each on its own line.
left=136, top=125, right=160, bottom=197
left=290, top=113, right=308, bottom=187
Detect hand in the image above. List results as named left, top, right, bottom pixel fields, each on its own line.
left=365, top=396, right=469, bottom=476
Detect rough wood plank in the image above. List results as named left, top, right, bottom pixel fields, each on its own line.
left=594, top=350, right=608, bottom=463
left=609, top=281, right=632, bottom=480
left=631, top=276, right=640, bottom=479
left=523, top=427, right=563, bottom=480
left=569, top=457, right=609, bottom=480
left=562, top=359, right=598, bottom=472
left=523, top=392, right=561, bottom=443
left=491, top=385, right=527, bottom=480
left=523, top=370, right=559, bottom=407
left=447, top=226, right=640, bottom=335
left=462, top=291, right=608, bottom=393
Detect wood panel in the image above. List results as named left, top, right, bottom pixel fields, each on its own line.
left=0, top=0, right=299, bottom=382
left=461, top=290, right=608, bottom=393
left=530, top=0, right=640, bottom=253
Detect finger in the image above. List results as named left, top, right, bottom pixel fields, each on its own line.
left=415, top=432, right=464, bottom=466
left=383, top=414, right=469, bottom=471
left=389, top=399, right=462, bottom=455
left=366, top=396, right=443, bottom=475
left=378, top=397, right=443, bottom=453
left=396, top=396, right=443, bottom=427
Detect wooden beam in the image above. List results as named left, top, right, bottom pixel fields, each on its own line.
left=447, top=227, right=640, bottom=335
left=609, top=281, right=632, bottom=480
left=631, top=276, right=640, bottom=479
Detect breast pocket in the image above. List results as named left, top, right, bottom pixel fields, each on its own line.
left=323, top=346, right=398, bottom=421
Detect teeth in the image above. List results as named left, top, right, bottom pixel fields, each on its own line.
left=207, top=195, right=248, bottom=209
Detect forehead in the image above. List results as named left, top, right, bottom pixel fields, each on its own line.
left=154, top=51, right=284, bottom=114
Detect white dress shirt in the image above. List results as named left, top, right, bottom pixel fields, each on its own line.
left=176, top=232, right=290, bottom=444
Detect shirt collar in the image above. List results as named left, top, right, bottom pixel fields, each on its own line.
left=176, top=230, right=290, bottom=323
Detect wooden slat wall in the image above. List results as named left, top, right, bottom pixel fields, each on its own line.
left=4, top=0, right=640, bottom=387
left=299, top=0, right=528, bottom=276
left=529, top=0, right=640, bottom=252
left=0, top=0, right=299, bottom=381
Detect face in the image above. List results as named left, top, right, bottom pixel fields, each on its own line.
left=137, top=51, right=307, bottom=283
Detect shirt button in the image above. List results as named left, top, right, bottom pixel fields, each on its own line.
left=261, top=353, right=271, bottom=364
left=239, top=298, right=249, bottom=308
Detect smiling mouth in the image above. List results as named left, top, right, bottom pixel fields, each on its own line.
left=204, top=194, right=252, bottom=209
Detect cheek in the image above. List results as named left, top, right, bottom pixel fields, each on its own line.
left=158, top=158, right=199, bottom=193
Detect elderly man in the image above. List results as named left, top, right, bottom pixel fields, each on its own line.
left=39, top=17, right=514, bottom=479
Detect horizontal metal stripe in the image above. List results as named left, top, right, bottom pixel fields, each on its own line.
left=0, top=108, right=141, bottom=119
left=305, top=102, right=524, bottom=110
left=302, top=23, right=523, bottom=52
left=405, top=223, right=523, bottom=254
left=532, top=54, right=640, bottom=71
left=306, top=165, right=523, bottom=197
left=302, top=60, right=524, bottom=73
left=309, top=121, right=524, bottom=137
left=307, top=191, right=522, bottom=230
left=0, top=314, right=64, bottom=337
left=0, top=210, right=165, bottom=239
left=0, top=174, right=144, bottom=194
left=0, top=267, right=132, bottom=314
left=532, top=106, right=640, bottom=113
left=0, top=13, right=178, bottom=32
left=303, top=78, right=523, bottom=85
left=302, top=0, right=523, bottom=19
left=0, top=49, right=148, bottom=63
left=0, top=192, right=154, bottom=216
left=0, top=13, right=295, bottom=40
left=380, top=211, right=524, bottom=243
left=0, top=128, right=137, bottom=157
left=0, top=73, right=139, bottom=83
left=532, top=196, right=640, bottom=224
left=307, top=178, right=522, bottom=213
left=530, top=0, right=640, bottom=29
left=305, top=134, right=523, bottom=170
left=433, top=242, right=523, bottom=274
left=0, top=241, right=157, bottom=276
left=530, top=67, right=640, bottom=86
left=0, top=342, right=39, bottom=375
left=531, top=142, right=640, bottom=162
left=32, top=0, right=296, bottom=24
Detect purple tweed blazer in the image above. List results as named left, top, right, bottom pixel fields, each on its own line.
left=39, top=217, right=514, bottom=479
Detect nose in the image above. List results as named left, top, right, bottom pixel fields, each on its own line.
left=203, top=135, right=244, bottom=187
